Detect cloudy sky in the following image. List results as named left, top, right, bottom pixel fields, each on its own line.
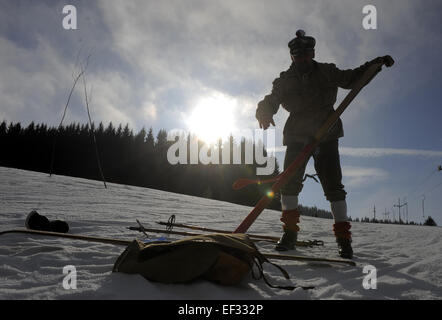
left=1, top=0, right=441, bottom=225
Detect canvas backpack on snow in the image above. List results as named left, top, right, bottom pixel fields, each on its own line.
left=112, top=233, right=295, bottom=289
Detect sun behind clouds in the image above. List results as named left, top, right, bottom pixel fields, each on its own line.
left=186, top=93, right=238, bottom=144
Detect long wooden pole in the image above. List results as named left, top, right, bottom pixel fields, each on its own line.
left=153, top=221, right=324, bottom=246
left=0, top=229, right=354, bottom=266
left=155, top=221, right=280, bottom=241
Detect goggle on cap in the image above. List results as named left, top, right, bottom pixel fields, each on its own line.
left=288, top=30, right=316, bottom=56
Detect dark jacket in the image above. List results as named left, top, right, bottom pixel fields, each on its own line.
left=256, top=59, right=375, bottom=145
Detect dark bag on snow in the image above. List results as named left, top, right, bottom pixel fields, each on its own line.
left=112, top=233, right=294, bottom=289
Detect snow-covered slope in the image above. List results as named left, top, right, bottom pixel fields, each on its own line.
left=0, top=167, right=440, bottom=299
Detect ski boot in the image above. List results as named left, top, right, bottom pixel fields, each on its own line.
left=25, top=210, right=69, bottom=233
left=333, top=221, right=353, bottom=259
left=275, top=209, right=300, bottom=251
left=275, top=228, right=298, bottom=251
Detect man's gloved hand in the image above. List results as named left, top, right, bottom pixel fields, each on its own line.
left=381, top=55, right=394, bottom=67
left=373, top=55, right=395, bottom=67
left=258, top=115, right=275, bottom=130
left=256, top=101, right=275, bottom=130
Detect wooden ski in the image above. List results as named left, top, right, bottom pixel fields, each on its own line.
left=0, top=228, right=354, bottom=266
left=156, top=220, right=279, bottom=240
left=153, top=221, right=324, bottom=247
left=0, top=228, right=132, bottom=246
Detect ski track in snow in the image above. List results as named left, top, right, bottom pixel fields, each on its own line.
left=0, top=167, right=441, bottom=300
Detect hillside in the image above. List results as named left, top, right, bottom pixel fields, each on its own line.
left=0, top=167, right=440, bottom=300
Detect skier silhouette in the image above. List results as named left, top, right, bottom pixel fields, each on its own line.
left=256, top=30, right=394, bottom=258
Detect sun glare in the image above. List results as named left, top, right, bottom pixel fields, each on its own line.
left=187, top=94, right=237, bottom=144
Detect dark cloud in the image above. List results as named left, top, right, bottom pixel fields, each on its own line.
left=1, top=0, right=441, bottom=133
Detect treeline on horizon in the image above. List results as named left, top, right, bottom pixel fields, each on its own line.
left=0, top=120, right=334, bottom=218
left=348, top=215, right=437, bottom=226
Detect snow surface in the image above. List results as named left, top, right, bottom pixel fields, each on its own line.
left=0, top=167, right=441, bottom=300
